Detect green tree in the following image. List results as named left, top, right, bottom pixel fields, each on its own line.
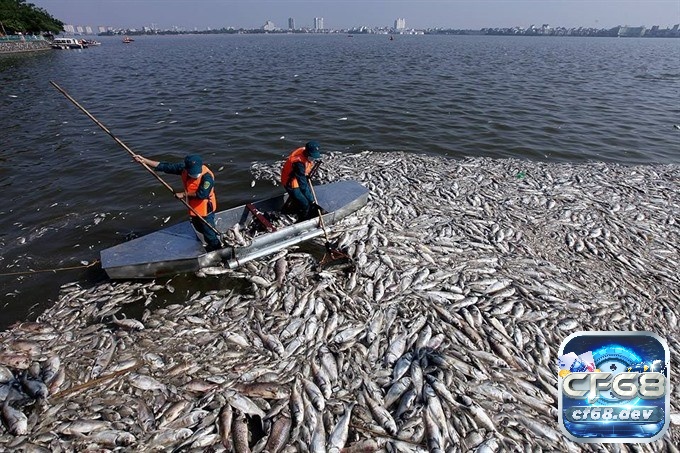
left=0, top=0, right=63, bottom=35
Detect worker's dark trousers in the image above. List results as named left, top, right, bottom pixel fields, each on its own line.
left=286, top=187, right=312, bottom=220
left=192, top=212, right=221, bottom=251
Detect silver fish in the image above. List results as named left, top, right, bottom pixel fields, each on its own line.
left=1, top=402, right=28, bottom=435
left=328, top=403, right=355, bottom=453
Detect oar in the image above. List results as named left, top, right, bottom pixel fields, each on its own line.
left=308, top=179, right=352, bottom=268
left=308, top=180, right=331, bottom=243
left=50, top=81, right=225, bottom=247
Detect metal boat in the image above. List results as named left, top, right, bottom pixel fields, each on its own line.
left=100, top=180, right=369, bottom=279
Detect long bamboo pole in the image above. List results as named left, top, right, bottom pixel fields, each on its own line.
left=50, top=81, right=224, bottom=245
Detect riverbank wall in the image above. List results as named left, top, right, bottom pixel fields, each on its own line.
left=0, top=40, right=51, bottom=54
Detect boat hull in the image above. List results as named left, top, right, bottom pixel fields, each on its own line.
left=100, top=180, right=368, bottom=279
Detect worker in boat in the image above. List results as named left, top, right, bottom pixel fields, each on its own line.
left=281, top=141, right=323, bottom=221
left=133, top=154, right=222, bottom=252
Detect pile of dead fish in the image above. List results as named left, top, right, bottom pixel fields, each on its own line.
left=224, top=211, right=297, bottom=249
left=1, top=151, right=679, bottom=452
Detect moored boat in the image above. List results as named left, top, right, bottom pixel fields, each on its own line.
left=122, top=36, right=134, bottom=43
left=51, top=37, right=84, bottom=49
left=100, top=180, right=369, bottom=279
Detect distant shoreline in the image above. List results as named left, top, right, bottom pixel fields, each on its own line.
left=96, top=23, right=679, bottom=39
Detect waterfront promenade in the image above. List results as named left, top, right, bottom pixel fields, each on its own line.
left=0, top=35, right=51, bottom=54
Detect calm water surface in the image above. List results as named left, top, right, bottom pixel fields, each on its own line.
left=1, top=34, right=679, bottom=329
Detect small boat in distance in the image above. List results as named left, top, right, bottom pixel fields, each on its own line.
left=122, top=36, right=134, bottom=43
left=83, top=39, right=101, bottom=46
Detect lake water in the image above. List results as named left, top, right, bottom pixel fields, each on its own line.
left=1, top=34, right=678, bottom=330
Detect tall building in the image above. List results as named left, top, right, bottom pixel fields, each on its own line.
left=85, top=26, right=93, bottom=35
left=314, top=17, right=324, bottom=31
left=63, top=24, right=75, bottom=34
left=617, top=26, right=645, bottom=37
left=394, top=18, right=406, bottom=30
left=288, top=17, right=295, bottom=30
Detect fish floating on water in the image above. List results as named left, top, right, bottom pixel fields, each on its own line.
left=1, top=151, right=679, bottom=450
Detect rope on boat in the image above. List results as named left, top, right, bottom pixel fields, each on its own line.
left=0, top=259, right=100, bottom=277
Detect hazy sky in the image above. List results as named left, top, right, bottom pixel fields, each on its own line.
left=32, top=0, right=680, bottom=31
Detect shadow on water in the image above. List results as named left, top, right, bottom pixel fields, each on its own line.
left=111, top=239, right=335, bottom=323
left=109, top=272, right=255, bottom=324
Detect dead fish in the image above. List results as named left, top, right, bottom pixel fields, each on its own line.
left=147, top=428, right=193, bottom=449
left=363, top=390, right=397, bottom=435
left=112, top=314, right=145, bottom=330
left=218, top=404, right=233, bottom=449
left=128, top=373, right=167, bottom=392
left=0, top=353, right=31, bottom=370
left=224, top=389, right=266, bottom=418
left=233, top=381, right=290, bottom=400
left=1, top=401, right=28, bottom=435
left=328, top=402, right=355, bottom=453
left=40, top=356, right=61, bottom=385
left=290, top=378, right=305, bottom=430
left=275, top=257, right=288, bottom=287
left=158, top=400, right=193, bottom=428
left=384, top=377, right=411, bottom=408
left=84, top=429, right=137, bottom=447
left=302, top=377, right=325, bottom=412
left=232, top=410, right=251, bottom=453
left=91, top=335, right=117, bottom=378
left=263, top=414, right=292, bottom=453
left=19, top=374, right=48, bottom=399
left=57, top=419, right=110, bottom=435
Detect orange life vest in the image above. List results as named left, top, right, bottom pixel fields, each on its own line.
left=181, top=165, right=217, bottom=217
left=280, top=147, right=314, bottom=189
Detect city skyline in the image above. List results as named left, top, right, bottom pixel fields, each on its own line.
left=32, top=1, right=680, bottom=32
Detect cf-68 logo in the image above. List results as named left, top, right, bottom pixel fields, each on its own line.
left=558, top=332, right=670, bottom=443
left=563, top=372, right=666, bottom=403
